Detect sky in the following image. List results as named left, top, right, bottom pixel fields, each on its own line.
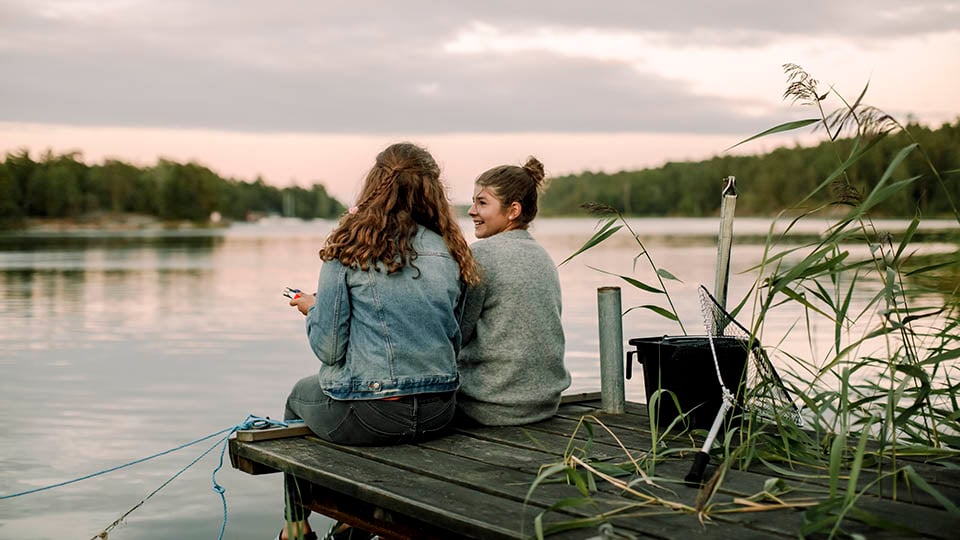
left=2, top=0, right=958, bottom=204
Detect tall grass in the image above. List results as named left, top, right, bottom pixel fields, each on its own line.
left=530, top=65, right=960, bottom=538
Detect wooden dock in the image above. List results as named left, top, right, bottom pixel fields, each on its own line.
left=229, top=394, right=960, bottom=539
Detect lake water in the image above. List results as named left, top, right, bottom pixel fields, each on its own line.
left=0, top=216, right=956, bottom=539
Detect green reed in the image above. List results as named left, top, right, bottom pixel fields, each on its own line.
left=530, top=65, right=960, bottom=539
left=560, top=202, right=688, bottom=335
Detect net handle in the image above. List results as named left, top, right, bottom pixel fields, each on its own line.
left=701, top=285, right=732, bottom=398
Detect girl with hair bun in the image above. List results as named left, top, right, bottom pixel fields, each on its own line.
left=458, top=157, right=571, bottom=426
left=280, top=142, right=478, bottom=540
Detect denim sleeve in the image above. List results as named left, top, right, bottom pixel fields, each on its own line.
left=305, top=260, right=350, bottom=365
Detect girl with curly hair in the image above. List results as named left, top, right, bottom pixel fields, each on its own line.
left=280, top=142, right=478, bottom=540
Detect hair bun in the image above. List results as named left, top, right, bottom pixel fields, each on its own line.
left=522, top=156, right=545, bottom=186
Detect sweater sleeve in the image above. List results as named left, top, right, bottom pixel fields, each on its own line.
left=459, top=276, right=485, bottom=352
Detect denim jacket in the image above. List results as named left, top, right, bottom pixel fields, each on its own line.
left=306, top=226, right=463, bottom=400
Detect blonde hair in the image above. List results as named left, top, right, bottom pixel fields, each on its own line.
left=320, top=142, right=479, bottom=286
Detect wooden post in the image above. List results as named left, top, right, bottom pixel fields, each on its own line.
left=714, top=176, right=737, bottom=323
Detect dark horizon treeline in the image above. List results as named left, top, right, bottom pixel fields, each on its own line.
left=2, top=120, right=957, bottom=228
left=0, top=150, right=344, bottom=227
left=541, top=120, right=960, bottom=218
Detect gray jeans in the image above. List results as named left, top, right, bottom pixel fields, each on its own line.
left=282, top=374, right=457, bottom=520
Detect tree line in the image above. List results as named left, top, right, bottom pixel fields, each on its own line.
left=0, top=150, right=344, bottom=228
left=2, top=120, right=956, bottom=229
left=540, top=120, right=960, bottom=218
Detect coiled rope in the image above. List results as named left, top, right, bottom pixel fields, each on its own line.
left=0, top=414, right=300, bottom=540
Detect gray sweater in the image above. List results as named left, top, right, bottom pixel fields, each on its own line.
left=458, top=229, right=571, bottom=425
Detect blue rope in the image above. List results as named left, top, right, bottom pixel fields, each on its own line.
left=92, top=433, right=230, bottom=540
left=0, top=414, right=304, bottom=540
left=0, top=425, right=232, bottom=500
left=211, top=415, right=302, bottom=540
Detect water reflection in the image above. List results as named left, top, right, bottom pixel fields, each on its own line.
left=0, top=231, right=226, bottom=252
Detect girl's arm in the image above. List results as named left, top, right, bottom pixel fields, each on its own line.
left=459, top=277, right=485, bottom=347
left=305, top=260, right=350, bottom=365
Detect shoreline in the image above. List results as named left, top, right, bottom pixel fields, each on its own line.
left=2, top=213, right=227, bottom=234
left=3, top=214, right=957, bottom=245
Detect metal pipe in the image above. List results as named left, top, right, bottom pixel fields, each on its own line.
left=598, top=287, right=625, bottom=414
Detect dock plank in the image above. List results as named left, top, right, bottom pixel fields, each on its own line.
left=334, top=437, right=784, bottom=540
left=451, top=416, right=960, bottom=539
left=547, top=406, right=960, bottom=511
left=579, top=400, right=960, bottom=488
left=230, top=398, right=960, bottom=539
left=231, top=437, right=581, bottom=539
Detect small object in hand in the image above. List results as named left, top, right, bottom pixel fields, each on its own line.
left=283, top=287, right=303, bottom=300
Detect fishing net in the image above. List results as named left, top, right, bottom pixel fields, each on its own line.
left=698, top=285, right=803, bottom=427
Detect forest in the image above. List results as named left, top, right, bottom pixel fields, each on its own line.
left=0, top=150, right=344, bottom=228
left=1, top=119, right=957, bottom=229
left=540, top=120, right=960, bottom=218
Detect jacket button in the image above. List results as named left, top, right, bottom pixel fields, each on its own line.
left=370, top=382, right=381, bottom=391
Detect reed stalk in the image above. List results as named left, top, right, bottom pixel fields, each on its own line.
left=531, top=65, right=960, bottom=539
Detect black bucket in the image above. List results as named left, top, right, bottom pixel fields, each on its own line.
left=627, top=336, right=748, bottom=431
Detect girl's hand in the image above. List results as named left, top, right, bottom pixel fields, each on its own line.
left=290, top=293, right=316, bottom=316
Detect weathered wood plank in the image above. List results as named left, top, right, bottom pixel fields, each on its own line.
left=230, top=398, right=960, bottom=540
left=354, top=429, right=840, bottom=539
left=546, top=401, right=960, bottom=538
left=560, top=391, right=603, bottom=404
left=327, top=435, right=786, bottom=540
left=423, top=433, right=805, bottom=539
left=230, top=451, right=280, bottom=476
left=534, top=407, right=960, bottom=512
left=232, top=436, right=603, bottom=539
left=479, top=402, right=960, bottom=538
left=450, top=425, right=636, bottom=468
left=565, top=398, right=960, bottom=482
left=233, top=431, right=791, bottom=539
left=235, top=424, right=313, bottom=442
left=449, top=423, right=815, bottom=539
left=588, top=399, right=960, bottom=490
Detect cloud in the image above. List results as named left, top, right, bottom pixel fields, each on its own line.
left=458, top=1, right=960, bottom=40
left=1, top=1, right=957, bottom=134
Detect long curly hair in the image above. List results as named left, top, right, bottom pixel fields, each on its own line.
left=320, top=142, right=480, bottom=286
